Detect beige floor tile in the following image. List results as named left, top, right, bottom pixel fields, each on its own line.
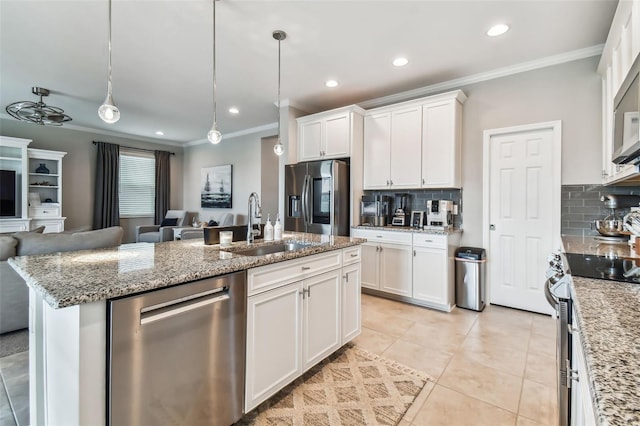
left=382, top=340, right=453, bottom=381
left=457, top=337, right=528, bottom=377
left=528, top=331, right=556, bottom=358
left=399, top=321, right=467, bottom=353
left=531, top=314, right=556, bottom=338
left=351, top=327, right=397, bottom=355
left=401, top=380, right=435, bottom=423
left=438, top=355, right=523, bottom=413
left=517, top=415, right=547, bottom=426
left=412, top=384, right=517, bottom=426
left=518, top=379, right=557, bottom=425
left=524, top=350, right=556, bottom=387
left=361, top=311, right=415, bottom=337
left=481, top=304, right=535, bottom=328
left=466, top=321, right=531, bottom=354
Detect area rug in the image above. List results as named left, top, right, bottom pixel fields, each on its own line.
left=238, top=344, right=432, bottom=426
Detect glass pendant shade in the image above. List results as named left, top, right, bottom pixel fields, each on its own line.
left=273, top=139, right=284, bottom=156
left=208, top=125, right=222, bottom=144
left=98, top=93, right=120, bottom=124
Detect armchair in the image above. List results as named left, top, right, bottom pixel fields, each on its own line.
left=135, top=210, right=187, bottom=243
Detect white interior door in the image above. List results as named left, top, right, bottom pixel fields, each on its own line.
left=484, top=122, right=560, bottom=315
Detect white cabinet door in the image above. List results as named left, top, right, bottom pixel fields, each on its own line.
left=245, top=282, right=303, bottom=412
left=324, top=113, right=350, bottom=158
left=412, top=246, right=448, bottom=306
left=32, top=218, right=65, bottom=233
left=379, top=243, right=412, bottom=297
left=422, top=100, right=460, bottom=188
left=341, top=263, right=361, bottom=344
left=360, top=242, right=380, bottom=290
left=303, top=270, right=341, bottom=371
left=363, top=112, right=392, bottom=189
left=390, top=106, right=422, bottom=189
left=299, top=120, right=323, bottom=161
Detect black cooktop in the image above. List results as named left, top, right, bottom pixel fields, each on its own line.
left=565, top=253, right=640, bottom=284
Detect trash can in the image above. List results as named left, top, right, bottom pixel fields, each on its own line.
left=455, top=247, right=487, bottom=311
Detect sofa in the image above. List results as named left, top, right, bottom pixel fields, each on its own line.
left=0, top=226, right=124, bottom=334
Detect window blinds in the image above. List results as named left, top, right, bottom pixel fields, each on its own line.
left=119, top=150, right=155, bottom=217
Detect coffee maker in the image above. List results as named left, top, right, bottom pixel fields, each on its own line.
left=392, top=193, right=411, bottom=226
left=360, top=195, right=392, bottom=226
left=426, top=200, right=454, bottom=229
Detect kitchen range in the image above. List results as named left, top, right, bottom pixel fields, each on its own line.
left=545, top=235, right=640, bottom=426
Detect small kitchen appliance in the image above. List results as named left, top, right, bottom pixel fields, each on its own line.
left=410, top=210, right=425, bottom=228
left=360, top=195, right=392, bottom=226
left=392, top=193, right=411, bottom=226
left=426, top=200, right=453, bottom=229
left=595, top=194, right=640, bottom=240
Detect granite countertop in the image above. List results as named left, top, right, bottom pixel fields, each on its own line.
left=8, top=232, right=364, bottom=309
left=561, top=235, right=640, bottom=425
left=352, top=225, right=462, bottom=235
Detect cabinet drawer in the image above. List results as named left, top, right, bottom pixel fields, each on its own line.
left=29, top=206, right=60, bottom=217
left=351, top=228, right=412, bottom=245
left=342, top=246, right=361, bottom=265
left=247, top=251, right=342, bottom=296
left=412, top=233, right=447, bottom=249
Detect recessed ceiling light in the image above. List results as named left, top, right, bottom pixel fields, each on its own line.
left=487, top=24, right=509, bottom=37
left=325, top=80, right=338, bottom=88
left=393, top=57, right=409, bottom=67
left=155, top=131, right=164, bottom=136
left=229, top=107, right=239, bottom=114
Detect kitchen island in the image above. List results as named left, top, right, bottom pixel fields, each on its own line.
left=561, top=235, right=640, bottom=425
left=9, top=232, right=364, bottom=425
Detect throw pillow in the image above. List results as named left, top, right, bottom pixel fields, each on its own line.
left=207, top=220, right=218, bottom=226
left=160, top=218, right=178, bottom=227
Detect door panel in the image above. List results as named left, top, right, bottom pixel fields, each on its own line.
left=423, top=101, right=457, bottom=187
left=364, top=113, right=391, bottom=189
left=300, top=121, right=322, bottom=161
left=412, top=247, right=447, bottom=305
left=324, top=114, right=350, bottom=158
left=489, top=127, right=556, bottom=314
left=379, top=243, right=412, bottom=297
left=360, top=243, right=379, bottom=290
left=390, top=107, right=422, bottom=188
left=341, top=264, right=361, bottom=344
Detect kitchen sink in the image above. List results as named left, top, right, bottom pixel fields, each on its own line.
left=227, top=242, right=314, bottom=257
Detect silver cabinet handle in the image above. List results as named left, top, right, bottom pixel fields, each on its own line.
left=301, top=266, right=311, bottom=271
left=376, top=235, right=383, bottom=238
left=413, top=250, right=416, bottom=257
left=490, top=224, right=496, bottom=230
left=424, top=240, right=433, bottom=243
left=343, top=274, right=348, bottom=282
left=386, top=180, right=390, bottom=186
left=422, top=178, right=425, bottom=185
left=350, top=253, right=358, bottom=257
left=376, top=246, right=379, bottom=252
left=390, top=180, right=393, bottom=186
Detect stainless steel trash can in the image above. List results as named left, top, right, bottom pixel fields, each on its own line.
left=455, top=247, right=486, bottom=311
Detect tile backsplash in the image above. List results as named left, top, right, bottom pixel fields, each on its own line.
left=562, top=185, right=640, bottom=236
left=362, top=189, right=462, bottom=227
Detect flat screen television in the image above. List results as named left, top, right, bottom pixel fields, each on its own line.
left=0, top=169, right=17, bottom=217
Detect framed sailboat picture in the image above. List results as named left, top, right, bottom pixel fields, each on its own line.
left=201, top=164, right=232, bottom=208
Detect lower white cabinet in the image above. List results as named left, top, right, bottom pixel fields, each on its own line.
left=353, top=227, right=460, bottom=312
left=571, top=309, right=597, bottom=426
left=32, top=218, right=65, bottom=233
left=245, top=248, right=361, bottom=413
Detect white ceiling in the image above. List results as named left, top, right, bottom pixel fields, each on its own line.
left=0, top=0, right=617, bottom=146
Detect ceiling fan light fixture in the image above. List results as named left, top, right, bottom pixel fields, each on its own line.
left=273, top=29, right=287, bottom=157
left=6, top=87, right=72, bottom=126
left=487, top=23, right=509, bottom=37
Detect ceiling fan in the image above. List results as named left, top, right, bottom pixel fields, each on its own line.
left=6, top=87, right=72, bottom=126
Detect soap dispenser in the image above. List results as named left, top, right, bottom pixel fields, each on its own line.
left=264, top=214, right=274, bottom=241
left=274, top=213, right=283, bottom=241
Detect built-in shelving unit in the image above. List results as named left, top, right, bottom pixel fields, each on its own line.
left=27, top=148, right=67, bottom=233
left=0, top=136, right=31, bottom=233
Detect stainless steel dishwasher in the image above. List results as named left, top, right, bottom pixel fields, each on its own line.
left=107, top=271, right=245, bottom=426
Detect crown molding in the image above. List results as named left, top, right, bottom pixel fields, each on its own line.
left=359, top=44, right=605, bottom=109
left=185, top=121, right=278, bottom=147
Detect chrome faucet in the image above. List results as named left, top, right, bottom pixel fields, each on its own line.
left=247, top=192, right=262, bottom=243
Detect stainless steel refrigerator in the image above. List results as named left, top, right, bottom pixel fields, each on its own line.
left=285, top=159, right=350, bottom=236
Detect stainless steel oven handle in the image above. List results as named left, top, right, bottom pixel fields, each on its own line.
left=140, top=291, right=230, bottom=325
left=544, top=279, right=558, bottom=308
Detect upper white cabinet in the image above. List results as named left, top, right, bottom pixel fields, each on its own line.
left=363, top=90, right=466, bottom=190
left=0, top=136, right=31, bottom=233
left=27, top=148, right=66, bottom=233
left=297, top=105, right=364, bottom=162
left=599, top=0, right=640, bottom=185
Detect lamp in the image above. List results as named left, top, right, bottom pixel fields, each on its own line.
left=207, top=0, right=222, bottom=144
left=98, top=0, right=120, bottom=124
left=6, top=87, right=72, bottom=126
left=273, top=30, right=286, bottom=156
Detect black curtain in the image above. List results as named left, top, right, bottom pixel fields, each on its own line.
left=93, top=142, right=120, bottom=229
left=154, top=150, right=171, bottom=224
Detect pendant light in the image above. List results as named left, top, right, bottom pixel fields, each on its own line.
left=98, top=0, right=120, bottom=124
left=207, top=0, right=222, bottom=144
left=273, top=30, right=286, bottom=156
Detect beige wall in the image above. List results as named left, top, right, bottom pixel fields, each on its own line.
left=457, top=56, right=602, bottom=247
left=0, top=119, right=184, bottom=242
left=261, top=136, right=280, bottom=220
left=182, top=129, right=276, bottom=226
